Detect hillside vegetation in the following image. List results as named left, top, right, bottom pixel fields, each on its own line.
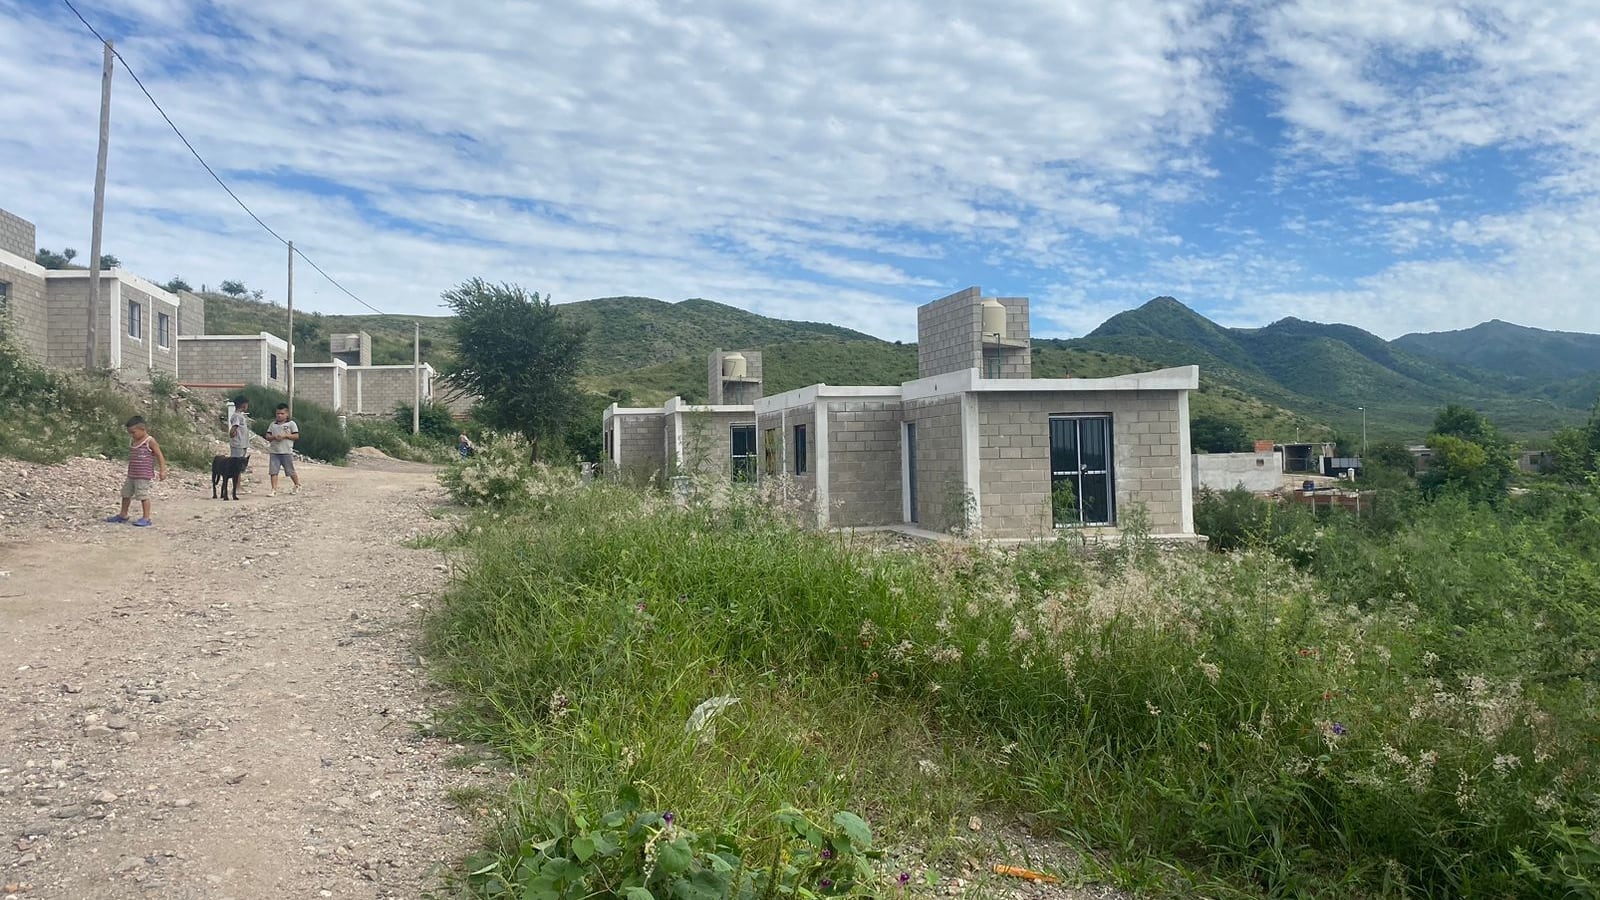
left=197, top=290, right=1598, bottom=445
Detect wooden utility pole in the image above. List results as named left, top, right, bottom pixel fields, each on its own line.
left=419, top=321, right=425, bottom=435
left=85, top=41, right=113, bottom=370
left=286, top=241, right=294, bottom=413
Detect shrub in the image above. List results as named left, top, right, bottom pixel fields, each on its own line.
left=233, top=385, right=351, bottom=463
left=393, top=400, right=459, bottom=441
left=346, top=418, right=455, bottom=464
left=438, top=432, right=579, bottom=507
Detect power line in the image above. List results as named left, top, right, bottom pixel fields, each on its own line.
left=58, top=0, right=391, bottom=316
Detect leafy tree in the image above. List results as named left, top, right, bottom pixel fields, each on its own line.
left=99, top=254, right=120, bottom=269
left=1550, top=400, right=1600, bottom=482
left=442, top=278, right=588, bottom=459
left=220, top=280, right=248, bottom=297
left=35, top=247, right=77, bottom=269
left=1420, top=406, right=1515, bottom=503
left=162, top=276, right=192, bottom=293
left=1189, top=413, right=1250, bottom=453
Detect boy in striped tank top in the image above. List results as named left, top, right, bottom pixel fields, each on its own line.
left=106, top=416, right=168, bottom=527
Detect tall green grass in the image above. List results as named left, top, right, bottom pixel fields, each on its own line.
left=431, top=473, right=1600, bottom=898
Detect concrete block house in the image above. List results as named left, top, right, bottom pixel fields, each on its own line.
left=1, top=207, right=182, bottom=381
left=604, top=287, right=1199, bottom=541
left=178, top=332, right=292, bottom=392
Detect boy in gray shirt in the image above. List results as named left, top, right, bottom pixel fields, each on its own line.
left=228, top=396, right=251, bottom=458
left=265, top=403, right=301, bottom=496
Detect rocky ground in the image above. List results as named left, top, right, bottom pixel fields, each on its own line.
left=0, top=454, right=497, bottom=899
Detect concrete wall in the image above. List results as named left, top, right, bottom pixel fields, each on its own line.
left=670, top=408, right=758, bottom=480
left=756, top=404, right=818, bottom=522
left=0, top=254, right=48, bottom=364
left=975, top=391, right=1188, bottom=538
left=0, top=208, right=36, bottom=260
left=434, top=376, right=478, bottom=418
left=119, top=280, right=179, bottom=381
left=177, top=291, right=206, bottom=336
left=1193, top=451, right=1283, bottom=493
left=611, top=411, right=667, bottom=479
left=294, top=362, right=347, bottom=412
left=42, top=275, right=111, bottom=370
left=708, top=349, right=763, bottom=404
left=178, top=335, right=287, bottom=391
left=825, top=398, right=903, bottom=527
left=348, top=365, right=433, bottom=416
left=904, top=396, right=965, bottom=532
left=916, top=288, right=1031, bottom=379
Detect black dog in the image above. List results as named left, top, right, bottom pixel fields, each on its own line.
left=211, top=454, right=249, bottom=500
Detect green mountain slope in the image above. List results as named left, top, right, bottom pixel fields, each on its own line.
left=1394, top=320, right=1600, bottom=382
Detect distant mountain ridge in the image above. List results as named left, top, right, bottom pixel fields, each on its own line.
left=200, top=290, right=1597, bottom=442
left=1394, top=319, right=1600, bottom=383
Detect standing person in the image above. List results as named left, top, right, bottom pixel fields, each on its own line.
left=266, top=403, right=301, bottom=496
left=105, top=416, right=167, bottom=526
left=229, top=395, right=252, bottom=462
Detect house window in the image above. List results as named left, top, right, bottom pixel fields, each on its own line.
left=269, top=353, right=278, bottom=380
left=604, top=429, right=613, bottom=462
left=983, top=351, right=1001, bottom=379
left=0, top=281, right=9, bottom=309
left=794, top=424, right=808, bottom=475
left=156, top=312, right=171, bottom=348
left=730, top=424, right=757, bottom=482
left=128, top=300, right=143, bottom=339
left=1050, top=415, right=1115, bottom=527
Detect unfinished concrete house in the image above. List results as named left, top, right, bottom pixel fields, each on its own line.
left=602, top=349, right=762, bottom=483
left=0, top=207, right=181, bottom=381
left=604, top=287, right=1199, bottom=541
left=178, top=332, right=291, bottom=392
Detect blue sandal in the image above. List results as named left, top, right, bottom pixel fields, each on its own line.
left=133, top=518, right=153, bottom=527
left=105, top=515, right=129, bottom=524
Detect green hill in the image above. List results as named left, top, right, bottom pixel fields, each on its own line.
left=195, top=290, right=1596, bottom=445
left=1394, top=319, right=1600, bottom=383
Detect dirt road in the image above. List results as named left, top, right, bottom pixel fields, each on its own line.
left=0, top=455, right=487, bottom=899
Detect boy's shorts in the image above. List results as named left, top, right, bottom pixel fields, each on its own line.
left=120, top=478, right=151, bottom=500
left=269, top=453, right=296, bottom=477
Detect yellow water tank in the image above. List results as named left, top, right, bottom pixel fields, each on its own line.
left=722, top=352, right=748, bottom=378
left=982, top=299, right=1007, bottom=340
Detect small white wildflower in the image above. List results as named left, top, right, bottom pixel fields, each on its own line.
left=917, top=758, right=943, bottom=776
left=1196, top=656, right=1221, bottom=685
left=1492, top=754, right=1521, bottom=774
left=1145, top=700, right=1161, bottom=717
left=548, top=691, right=572, bottom=721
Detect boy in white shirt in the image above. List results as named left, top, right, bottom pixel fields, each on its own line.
left=265, top=403, right=301, bottom=496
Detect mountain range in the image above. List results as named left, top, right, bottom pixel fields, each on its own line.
left=198, top=291, right=1600, bottom=444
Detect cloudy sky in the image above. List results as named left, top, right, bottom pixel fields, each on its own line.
left=3, top=0, right=1599, bottom=341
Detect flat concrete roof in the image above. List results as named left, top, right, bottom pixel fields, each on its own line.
left=753, top=383, right=903, bottom=415
left=903, top=365, right=1199, bottom=401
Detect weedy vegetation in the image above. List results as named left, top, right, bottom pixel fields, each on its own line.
left=428, top=433, right=1600, bottom=898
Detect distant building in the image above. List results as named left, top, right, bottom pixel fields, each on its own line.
left=1193, top=449, right=1283, bottom=493
left=604, top=286, right=1200, bottom=541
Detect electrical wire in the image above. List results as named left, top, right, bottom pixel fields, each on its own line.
left=59, top=0, right=392, bottom=316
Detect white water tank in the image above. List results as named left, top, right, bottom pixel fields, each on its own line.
left=982, top=299, right=1007, bottom=340
left=722, top=352, right=748, bottom=378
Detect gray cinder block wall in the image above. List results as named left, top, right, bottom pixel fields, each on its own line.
left=293, top=363, right=347, bottom=412
left=178, top=335, right=288, bottom=391
left=607, top=409, right=667, bottom=478
left=917, top=288, right=1031, bottom=379
left=904, top=396, right=965, bottom=531
left=0, top=209, right=36, bottom=260
left=825, top=398, right=903, bottom=527
left=177, top=291, right=206, bottom=336
left=975, top=392, right=1186, bottom=537
left=708, top=349, right=763, bottom=404
left=0, top=258, right=48, bottom=364
left=756, top=405, right=818, bottom=521
left=117, top=280, right=179, bottom=380
left=347, top=365, right=433, bottom=416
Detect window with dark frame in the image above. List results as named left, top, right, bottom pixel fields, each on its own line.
left=128, top=299, right=142, bottom=339
left=1049, top=414, right=1115, bottom=527
left=730, top=424, right=756, bottom=482
left=157, top=312, right=171, bottom=348
left=794, top=423, right=808, bottom=475
left=269, top=353, right=278, bottom=380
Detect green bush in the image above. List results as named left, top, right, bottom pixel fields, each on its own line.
left=346, top=418, right=455, bottom=464
left=438, top=432, right=574, bottom=507
left=393, top=400, right=460, bottom=441
left=233, top=385, right=351, bottom=463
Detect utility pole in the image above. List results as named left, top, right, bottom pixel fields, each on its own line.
left=419, top=321, right=425, bottom=435
left=85, top=41, right=113, bottom=371
left=286, top=241, right=294, bottom=414
left=1358, top=406, right=1367, bottom=458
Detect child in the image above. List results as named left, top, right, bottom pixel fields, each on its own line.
left=106, top=416, right=167, bottom=526
left=265, top=403, right=301, bottom=496
left=457, top=433, right=475, bottom=459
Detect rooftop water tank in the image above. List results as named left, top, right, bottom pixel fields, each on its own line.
left=722, top=352, right=748, bottom=379
left=982, top=299, right=1007, bottom=340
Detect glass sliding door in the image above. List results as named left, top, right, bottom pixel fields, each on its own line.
left=1049, top=415, right=1115, bottom=526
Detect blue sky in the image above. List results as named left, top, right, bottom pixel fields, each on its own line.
left=3, top=0, right=1600, bottom=341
